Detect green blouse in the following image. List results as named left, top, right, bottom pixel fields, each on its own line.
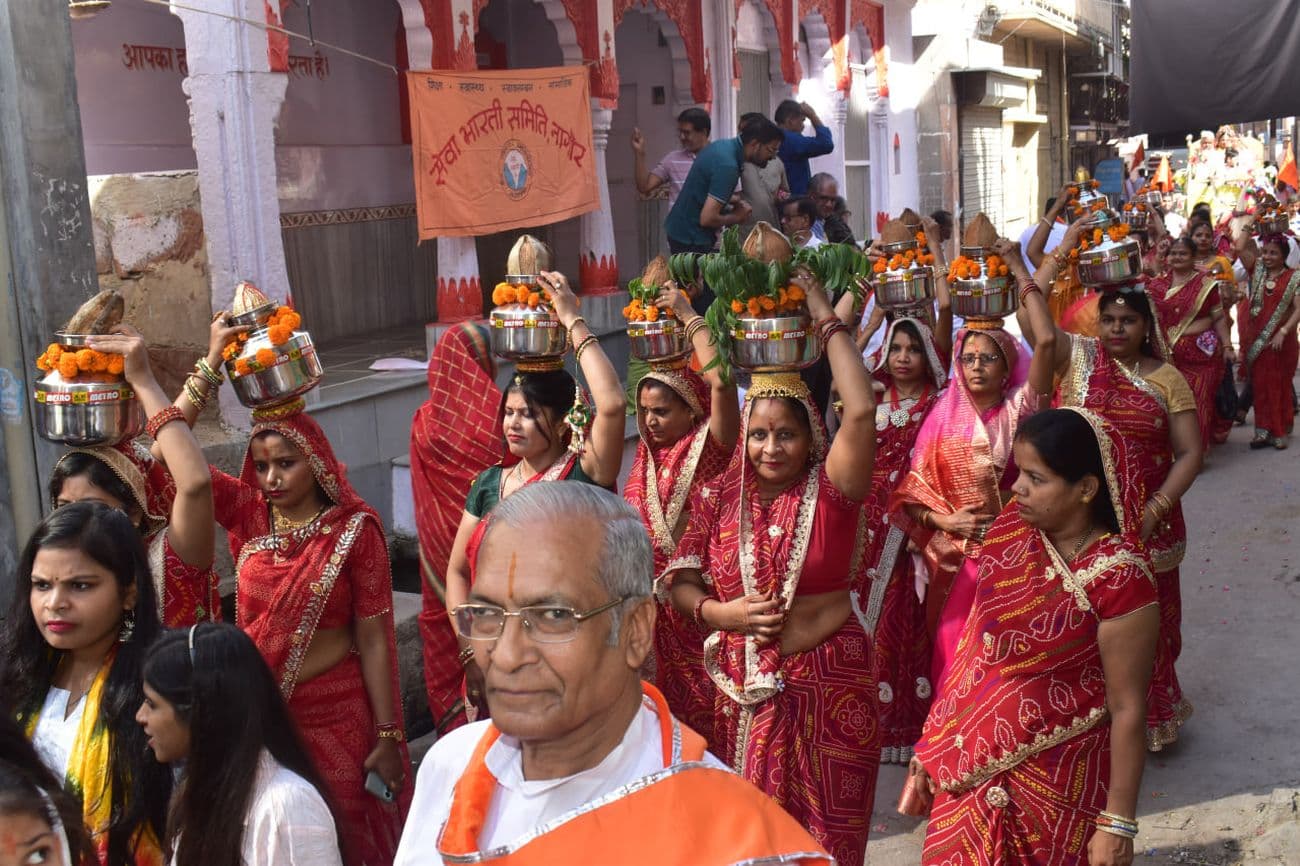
left=464, top=460, right=600, bottom=518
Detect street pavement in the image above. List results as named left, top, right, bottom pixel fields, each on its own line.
left=864, top=373, right=1300, bottom=865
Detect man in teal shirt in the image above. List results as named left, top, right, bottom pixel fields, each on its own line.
left=664, top=117, right=784, bottom=312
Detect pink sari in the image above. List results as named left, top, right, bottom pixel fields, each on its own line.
left=891, top=327, right=1039, bottom=670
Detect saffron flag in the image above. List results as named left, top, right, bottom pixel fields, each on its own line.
left=407, top=67, right=599, bottom=239
left=1279, top=141, right=1299, bottom=192
left=1153, top=154, right=1172, bottom=192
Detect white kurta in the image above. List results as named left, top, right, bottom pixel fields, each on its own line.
left=394, top=698, right=726, bottom=866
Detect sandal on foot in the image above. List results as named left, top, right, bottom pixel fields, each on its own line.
left=1250, top=433, right=1271, bottom=449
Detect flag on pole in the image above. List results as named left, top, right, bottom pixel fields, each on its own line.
left=1132, top=141, right=1145, bottom=170
left=1279, top=140, right=1299, bottom=191
left=1153, top=154, right=1173, bottom=192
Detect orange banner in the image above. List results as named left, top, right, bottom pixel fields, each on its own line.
left=407, top=67, right=598, bottom=239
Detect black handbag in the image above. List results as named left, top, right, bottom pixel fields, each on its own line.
left=1215, top=359, right=1240, bottom=420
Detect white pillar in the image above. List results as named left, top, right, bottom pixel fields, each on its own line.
left=579, top=105, right=619, bottom=294
left=170, top=0, right=290, bottom=425
left=435, top=238, right=483, bottom=321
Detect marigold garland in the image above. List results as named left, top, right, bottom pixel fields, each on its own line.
left=221, top=304, right=301, bottom=363
left=36, top=343, right=125, bottom=380
left=949, top=254, right=1009, bottom=280
left=729, top=283, right=806, bottom=317
left=492, top=281, right=553, bottom=309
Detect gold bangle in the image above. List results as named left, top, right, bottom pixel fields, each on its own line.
left=573, top=334, right=600, bottom=363
left=375, top=727, right=405, bottom=742
left=565, top=315, right=588, bottom=342
left=183, top=377, right=209, bottom=412
left=194, top=357, right=224, bottom=387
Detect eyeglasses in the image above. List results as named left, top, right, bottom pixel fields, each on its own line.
left=959, top=352, right=1003, bottom=367
left=452, top=597, right=628, bottom=643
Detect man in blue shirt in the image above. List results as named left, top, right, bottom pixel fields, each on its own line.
left=775, top=100, right=834, bottom=197
left=664, top=117, right=784, bottom=311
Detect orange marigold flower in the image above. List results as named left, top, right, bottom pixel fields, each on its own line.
left=267, top=325, right=292, bottom=345
left=106, top=355, right=125, bottom=375
left=788, top=285, right=806, bottom=302
left=234, top=359, right=252, bottom=377
left=759, top=296, right=776, bottom=312
left=90, top=351, right=110, bottom=373
left=746, top=298, right=762, bottom=316
left=58, top=355, right=80, bottom=379
left=645, top=305, right=660, bottom=321
left=74, top=349, right=96, bottom=372
left=527, top=292, right=542, bottom=308
left=915, top=232, right=927, bottom=245
left=731, top=300, right=745, bottom=314
left=255, top=348, right=277, bottom=368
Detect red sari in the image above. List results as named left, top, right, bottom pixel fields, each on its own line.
left=663, top=376, right=877, bottom=866
left=1241, top=265, right=1300, bottom=438
left=57, top=440, right=220, bottom=627
left=859, top=318, right=947, bottom=763
left=916, top=409, right=1157, bottom=866
left=409, top=323, right=501, bottom=735
left=623, top=364, right=731, bottom=744
left=1147, top=270, right=1224, bottom=450
left=1056, top=334, right=1193, bottom=750
left=213, top=411, right=410, bottom=866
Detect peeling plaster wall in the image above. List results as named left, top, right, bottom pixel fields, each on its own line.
left=88, top=171, right=211, bottom=395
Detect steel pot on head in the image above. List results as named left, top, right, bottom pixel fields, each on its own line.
left=34, top=332, right=144, bottom=446
left=730, top=313, right=823, bottom=372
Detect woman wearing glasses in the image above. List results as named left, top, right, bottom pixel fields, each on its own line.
left=660, top=271, right=879, bottom=864
left=1015, top=223, right=1203, bottom=752
left=890, top=248, right=1056, bottom=682
left=137, top=623, right=342, bottom=866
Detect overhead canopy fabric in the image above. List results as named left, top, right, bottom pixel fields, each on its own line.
left=1130, top=0, right=1300, bottom=145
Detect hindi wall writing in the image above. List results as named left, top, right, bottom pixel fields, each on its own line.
left=407, top=67, right=598, bottom=239
left=121, top=45, right=330, bottom=79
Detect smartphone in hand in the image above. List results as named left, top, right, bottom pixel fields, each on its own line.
left=365, top=770, right=395, bottom=803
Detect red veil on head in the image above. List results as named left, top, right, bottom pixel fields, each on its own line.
left=410, top=324, right=501, bottom=732
left=410, top=323, right=501, bottom=587
left=242, top=408, right=372, bottom=519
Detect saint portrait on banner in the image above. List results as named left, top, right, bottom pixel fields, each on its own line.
left=501, top=142, right=532, bottom=199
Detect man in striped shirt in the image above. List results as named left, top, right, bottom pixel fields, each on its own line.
left=631, top=107, right=711, bottom=209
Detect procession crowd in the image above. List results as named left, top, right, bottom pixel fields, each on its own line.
left=2, top=108, right=1298, bottom=866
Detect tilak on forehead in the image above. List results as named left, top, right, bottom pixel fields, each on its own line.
left=507, top=550, right=517, bottom=600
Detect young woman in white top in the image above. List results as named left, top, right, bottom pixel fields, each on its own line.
left=0, top=501, right=170, bottom=865
left=138, top=622, right=343, bottom=866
